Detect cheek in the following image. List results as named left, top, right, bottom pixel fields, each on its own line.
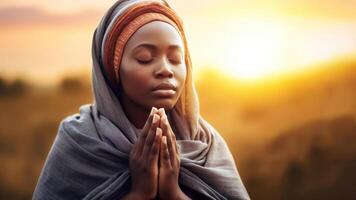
left=175, top=65, right=187, bottom=88
left=120, top=63, right=152, bottom=95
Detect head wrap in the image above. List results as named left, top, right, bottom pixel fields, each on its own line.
left=102, top=2, right=181, bottom=90
left=32, top=0, right=250, bottom=199
left=97, top=0, right=198, bottom=136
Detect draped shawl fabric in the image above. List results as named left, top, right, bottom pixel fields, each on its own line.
left=33, top=0, right=250, bottom=199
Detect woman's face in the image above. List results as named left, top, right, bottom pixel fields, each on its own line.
left=119, top=21, right=186, bottom=110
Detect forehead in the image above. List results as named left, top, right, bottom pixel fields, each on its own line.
left=125, top=21, right=184, bottom=50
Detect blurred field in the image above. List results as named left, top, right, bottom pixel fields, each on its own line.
left=0, top=60, right=355, bottom=199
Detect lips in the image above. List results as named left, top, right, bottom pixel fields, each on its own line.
left=151, top=82, right=177, bottom=98
left=152, top=82, right=177, bottom=91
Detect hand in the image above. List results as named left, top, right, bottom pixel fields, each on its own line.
left=128, top=107, right=162, bottom=199
left=157, top=109, right=190, bottom=200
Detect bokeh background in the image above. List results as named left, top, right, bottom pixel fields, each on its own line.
left=1, top=0, right=356, bottom=199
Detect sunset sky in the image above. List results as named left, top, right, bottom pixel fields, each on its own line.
left=0, top=0, right=355, bottom=85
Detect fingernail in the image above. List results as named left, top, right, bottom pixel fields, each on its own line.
left=150, top=107, right=155, bottom=115
left=162, top=136, right=167, bottom=144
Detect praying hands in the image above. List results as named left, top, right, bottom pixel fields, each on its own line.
left=123, top=107, right=190, bottom=200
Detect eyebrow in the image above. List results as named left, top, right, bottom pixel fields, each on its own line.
left=133, top=43, right=183, bottom=52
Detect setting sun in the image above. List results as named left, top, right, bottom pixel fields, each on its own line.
left=200, top=16, right=356, bottom=81
left=221, top=19, right=287, bottom=80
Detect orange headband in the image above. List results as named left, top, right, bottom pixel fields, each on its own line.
left=103, top=2, right=184, bottom=92
left=113, top=13, right=179, bottom=81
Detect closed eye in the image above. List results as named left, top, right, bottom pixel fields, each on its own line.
left=137, top=59, right=152, bottom=64
left=169, top=58, right=182, bottom=65
left=168, top=53, right=183, bottom=65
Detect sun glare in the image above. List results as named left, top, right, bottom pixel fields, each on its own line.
left=218, top=19, right=289, bottom=81
left=211, top=17, right=356, bottom=81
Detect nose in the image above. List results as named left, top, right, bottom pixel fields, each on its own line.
left=155, top=57, right=173, bottom=79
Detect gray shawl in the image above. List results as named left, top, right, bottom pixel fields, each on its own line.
left=32, top=0, right=250, bottom=199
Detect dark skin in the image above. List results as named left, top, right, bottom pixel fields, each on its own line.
left=119, top=21, right=186, bottom=129
left=125, top=107, right=189, bottom=200
left=119, top=21, right=190, bottom=200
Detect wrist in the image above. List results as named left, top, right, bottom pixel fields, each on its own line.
left=124, top=191, right=149, bottom=200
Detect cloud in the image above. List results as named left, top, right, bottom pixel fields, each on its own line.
left=0, top=6, right=102, bottom=27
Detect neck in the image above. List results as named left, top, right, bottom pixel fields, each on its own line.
left=120, top=95, right=150, bottom=130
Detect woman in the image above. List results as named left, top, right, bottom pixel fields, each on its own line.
left=33, top=0, right=250, bottom=199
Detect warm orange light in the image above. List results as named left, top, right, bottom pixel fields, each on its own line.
left=220, top=19, right=287, bottom=80
left=190, top=16, right=356, bottom=82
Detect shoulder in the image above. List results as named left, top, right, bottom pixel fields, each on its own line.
left=198, top=116, right=225, bottom=142
left=58, top=104, right=100, bottom=140
left=60, top=104, right=93, bottom=130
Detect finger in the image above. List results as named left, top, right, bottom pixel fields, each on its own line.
left=157, top=108, right=165, bottom=129
left=161, top=109, right=179, bottom=166
left=161, top=108, right=175, bottom=137
left=172, top=133, right=180, bottom=166
left=164, top=113, right=180, bottom=166
left=160, top=136, right=171, bottom=168
left=171, top=130, right=179, bottom=155
left=163, top=109, right=175, bottom=141
left=141, top=107, right=157, bottom=138
left=149, top=127, right=162, bottom=164
left=160, top=110, right=178, bottom=156
left=161, top=114, right=176, bottom=166
left=136, top=107, right=157, bottom=155
left=142, top=114, right=160, bottom=159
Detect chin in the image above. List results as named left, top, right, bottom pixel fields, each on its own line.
left=151, top=99, right=176, bottom=110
